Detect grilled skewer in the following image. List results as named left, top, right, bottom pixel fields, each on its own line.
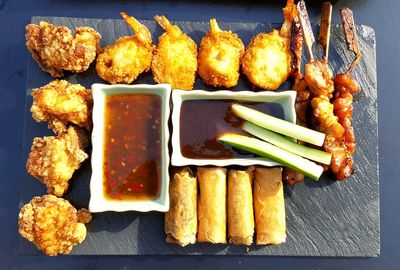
left=330, top=7, right=361, bottom=180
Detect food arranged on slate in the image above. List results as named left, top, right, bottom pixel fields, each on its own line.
left=25, top=21, right=101, bottom=77
left=96, top=12, right=155, bottom=84
left=151, top=15, right=198, bottom=90
left=20, top=0, right=363, bottom=255
left=197, top=19, right=245, bottom=88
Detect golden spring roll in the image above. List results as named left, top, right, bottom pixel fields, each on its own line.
left=253, top=167, right=286, bottom=245
left=227, top=167, right=255, bottom=245
left=165, top=167, right=197, bottom=246
left=197, top=167, right=227, bottom=244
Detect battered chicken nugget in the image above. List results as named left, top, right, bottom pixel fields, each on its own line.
left=197, top=19, right=244, bottom=88
left=151, top=15, right=198, bottom=90
left=31, top=80, right=92, bottom=134
left=242, top=0, right=297, bottom=90
left=96, top=12, right=155, bottom=84
left=18, top=195, right=91, bottom=256
left=26, top=21, right=101, bottom=77
left=26, top=126, right=89, bottom=197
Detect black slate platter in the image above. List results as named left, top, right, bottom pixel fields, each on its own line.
left=19, top=16, right=379, bottom=256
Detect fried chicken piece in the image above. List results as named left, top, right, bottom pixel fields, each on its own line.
left=197, top=19, right=244, bottom=88
left=151, top=15, right=198, bottom=90
left=242, top=0, right=297, bottom=90
left=31, top=80, right=92, bottom=134
left=96, top=12, right=155, bottom=84
left=26, top=126, right=89, bottom=197
left=26, top=21, right=101, bottom=77
left=18, top=195, right=91, bottom=256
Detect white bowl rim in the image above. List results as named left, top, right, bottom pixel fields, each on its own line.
left=89, top=83, right=171, bottom=213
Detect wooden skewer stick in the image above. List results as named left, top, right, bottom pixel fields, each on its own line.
left=292, top=16, right=304, bottom=73
left=318, top=2, right=332, bottom=62
left=297, top=0, right=315, bottom=62
left=340, top=7, right=362, bottom=74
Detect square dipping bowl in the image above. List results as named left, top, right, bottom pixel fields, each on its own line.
left=89, top=84, right=171, bottom=213
left=171, top=90, right=296, bottom=167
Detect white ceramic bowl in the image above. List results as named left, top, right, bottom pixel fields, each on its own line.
left=171, top=90, right=296, bottom=167
left=89, top=83, right=171, bottom=213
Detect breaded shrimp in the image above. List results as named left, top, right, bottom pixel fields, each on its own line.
left=242, top=0, right=297, bottom=90
left=26, top=21, right=101, bottom=77
left=26, top=126, right=89, bottom=197
left=96, top=12, right=155, bottom=84
left=31, top=80, right=92, bottom=134
left=197, top=19, right=244, bottom=88
left=18, top=195, right=91, bottom=256
left=151, top=15, right=198, bottom=90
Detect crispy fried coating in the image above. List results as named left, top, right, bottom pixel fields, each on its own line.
left=18, top=195, right=91, bottom=256
left=96, top=12, right=155, bottom=84
left=197, top=19, right=244, bottom=88
left=242, top=0, right=297, bottom=90
left=26, top=21, right=101, bottom=77
left=31, top=80, right=92, bottom=134
left=151, top=15, right=198, bottom=90
left=26, top=126, right=89, bottom=197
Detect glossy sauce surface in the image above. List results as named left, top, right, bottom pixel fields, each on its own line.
left=103, top=94, right=161, bottom=201
left=180, top=100, right=284, bottom=159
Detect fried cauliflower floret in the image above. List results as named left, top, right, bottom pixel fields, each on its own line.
left=242, top=0, right=297, bottom=90
left=26, top=21, right=101, bottom=77
left=96, top=12, right=155, bottom=84
left=18, top=195, right=91, bottom=256
left=26, top=126, right=89, bottom=197
left=197, top=19, right=244, bottom=88
left=31, top=80, right=92, bottom=134
left=151, top=15, right=198, bottom=90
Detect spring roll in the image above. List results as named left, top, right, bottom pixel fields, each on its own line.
left=253, top=167, right=286, bottom=245
left=165, top=167, right=197, bottom=246
left=197, top=167, right=227, bottom=244
left=227, top=167, right=255, bottom=245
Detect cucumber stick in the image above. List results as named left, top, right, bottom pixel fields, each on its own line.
left=231, top=104, right=325, bottom=147
left=218, top=133, right=323, bottom=181
left=242, top=122, right=332, bottom=165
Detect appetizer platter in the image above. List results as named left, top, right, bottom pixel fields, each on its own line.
left=19, top=1, right=379, bottom=256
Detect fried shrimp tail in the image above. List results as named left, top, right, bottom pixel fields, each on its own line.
left=96, top=12, right=155, bottom=84
left=197, top=19, right=244, bottom=88
left=18, top=195, right=91, bottom=256
left=242, top=0, right=297, bottom=90
left=25, top=22, right=101, bottom=77
left=151, top=15, right=198, bottom=90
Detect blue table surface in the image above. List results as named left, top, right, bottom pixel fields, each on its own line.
left=1, top=0, right=398, bottom=269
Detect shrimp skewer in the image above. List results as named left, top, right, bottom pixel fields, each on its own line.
left=151, top=15, right=198, bottom=90
left=331, top=7, right=362, bottom=180
left=96, top=12, right=155, bottom=84
left=242, top=0, right=297, bottom=90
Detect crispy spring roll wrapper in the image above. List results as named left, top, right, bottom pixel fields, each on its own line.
left=227, top=167, right=255, bottom=245
left=253, top=167, right=286, bottom=245
left=197, top=167, right=227, bottom=244
left=165, top=167, right=197, bottom=247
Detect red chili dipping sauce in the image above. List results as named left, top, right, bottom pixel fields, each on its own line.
left=180, top=100, right=284, bottom=159
left=103, top=94, right=161, bottom=201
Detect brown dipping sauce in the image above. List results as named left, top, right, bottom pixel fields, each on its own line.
left=180, top=100, right=284, bottom=159
left=103, top=94, right=161, bottom=201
